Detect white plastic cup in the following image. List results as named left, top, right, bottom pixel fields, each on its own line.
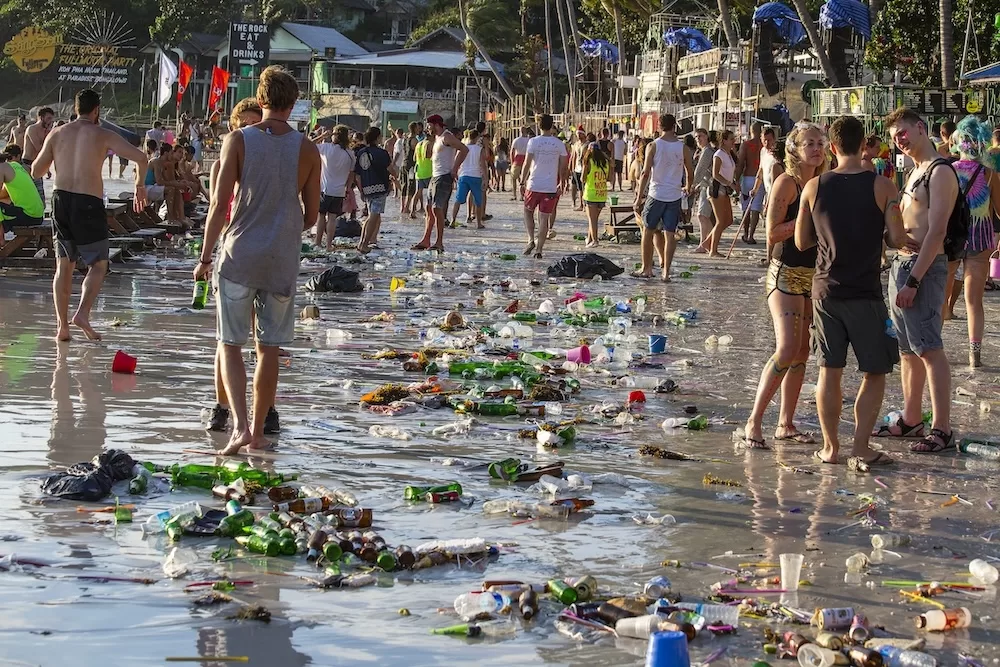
left=615, top=614, right=660, bottom=639
left=780, top=553, right=804, bottom=592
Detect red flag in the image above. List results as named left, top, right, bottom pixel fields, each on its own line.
left=176, top=60, right=193, bottom=108
left=207, top=66, right=230, bottom=117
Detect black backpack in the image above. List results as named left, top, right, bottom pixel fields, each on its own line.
left=920, top=158, right=971, bottom=261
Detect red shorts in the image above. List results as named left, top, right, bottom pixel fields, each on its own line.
left=513, top=155, right=526, bottom=166
left=524, top=191, right=559, bottom=214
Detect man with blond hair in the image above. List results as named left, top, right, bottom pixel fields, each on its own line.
left=195, top=66, right=321, bottom=455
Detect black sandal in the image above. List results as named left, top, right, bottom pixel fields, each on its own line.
left=873, top=415, right=924, bottom=438
left=910, top=428, right=956, bottom=454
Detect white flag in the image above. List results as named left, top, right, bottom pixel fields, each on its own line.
left=157, top=49, right=178, bottom=108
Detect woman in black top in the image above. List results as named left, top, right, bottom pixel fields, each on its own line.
left=739, top=122, right=829, bottom=449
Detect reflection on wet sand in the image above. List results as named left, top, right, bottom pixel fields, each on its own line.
left=48, top=346, right=107, bottom=469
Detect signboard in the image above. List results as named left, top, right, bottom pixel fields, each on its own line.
left=3, top=27, right=59, bottom=73
left=289, top=99, right=312, bottom=122
left=230, top=23, right=270, bottom=66
left=56, top=44, right=136, bottom=85
left=381, top=100, right=419, bottom=113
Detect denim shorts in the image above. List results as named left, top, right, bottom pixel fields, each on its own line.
left=215, top=275, right=296, bottom=347
left=889, top=253, right=948, bottom=356
left=367, top=194, right=388, bottom=215
left=641, top=197, right=682, bottom=232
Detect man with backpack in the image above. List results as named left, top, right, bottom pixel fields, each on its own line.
left=879, top=107, right=961, bottom=454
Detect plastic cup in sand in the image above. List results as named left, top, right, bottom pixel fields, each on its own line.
left=645, top=630, right=689, bottom=667
left=112, top=350, right=137, bottom=374
left=565, top=345, right=591, bottom=364
left=780, top=553, right=804, bottom=591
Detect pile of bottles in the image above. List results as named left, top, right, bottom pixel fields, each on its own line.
left=403, top=481, right=463, bottom=503
left=135, top=461, right=298, bottom=493
left=780, top=627, right=941, bottom=666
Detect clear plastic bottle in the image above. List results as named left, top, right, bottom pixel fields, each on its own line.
left=871, top=533, right=911, bottom=549
left=959, top=442, right=1000, bottom=459
left=845, top=552, right=870, bottom=573
left=453, top=591, right=512, bottom=620
left=143, top=501, right=203, bottom=534
left=969, top=558, right=999, bottom=584
left=482, top=499, right=532, bottom=515
left=877, top=647, right=937, bottom=667
left=797, top=644, right=841, bottom=667
left=674, top=602, right=739, bottom=626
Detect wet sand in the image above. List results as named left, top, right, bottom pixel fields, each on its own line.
left=1, top=177, right=1000, bottom=666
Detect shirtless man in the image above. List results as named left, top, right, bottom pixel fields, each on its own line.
left=147, top=142, right=187, bottom=223
left=23, top=107, right=54, bottom=201
left=880, top=106, right=957, bottom=454
left=413, top=114, right=468, bottom=251
left=936, top=120, right=955, bottom=159
left=7, top=115, right=27, bottom=147
left=31, top=89, right=148, bottom=342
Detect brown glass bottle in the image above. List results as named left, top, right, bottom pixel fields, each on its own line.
left=268, top=486, right=299, bottom=502
left=847, top=647, right=884, bottom=667
left=394, top=545, right=416, bottom=569
left=306, top=529, right=328, bottom=562
left=329, top=507, right=373, bottom=528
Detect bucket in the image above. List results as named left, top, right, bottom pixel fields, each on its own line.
left=648, top=334, right=667, bottom=354
left=610, top=195, right=620, bottom=206
left=112, top=350, right=137, bottom=374
left=990, top=251, right=1000, bottom=279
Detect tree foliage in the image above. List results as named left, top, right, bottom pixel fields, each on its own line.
left=866, top=0, right=939, bottom=85
left=406, top=0, right=519, bottom=53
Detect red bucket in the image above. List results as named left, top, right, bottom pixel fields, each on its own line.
left=112, top=350, right=137, bottom=374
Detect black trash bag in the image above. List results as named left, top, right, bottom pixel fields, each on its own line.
left=334, top=216, right=362, bottom=239
left=546, top=253, right=625, bottom=280
left=40, top=449, right=137, bottom=501
left=304, top=266, right=364, bottom=293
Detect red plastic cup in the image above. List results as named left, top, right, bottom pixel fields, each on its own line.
left=112, top=350, right=137, bottom=374
left=628, top=390, right=646, bottom=403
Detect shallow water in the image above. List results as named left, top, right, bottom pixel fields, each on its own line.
left=2, top=187, right=1000, bottom=666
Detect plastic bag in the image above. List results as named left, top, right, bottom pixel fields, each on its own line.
left=546, top=253, right=625, bottom=280
left=304, top=266, right=363, bottom=293
left=40, top=449, right=137, bottom=501
left=333, top=216, right=362, bottom=238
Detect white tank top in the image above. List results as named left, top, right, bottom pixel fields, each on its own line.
left=431, top=133, right=456, bottom=177
left=649, top=137, right=685, bottom=202
left=459, top=144, right=482, bottom=178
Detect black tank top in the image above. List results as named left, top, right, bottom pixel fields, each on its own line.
left=811, top=171, right=884, bottom=300
left=773, top=180, right=817, bottom=268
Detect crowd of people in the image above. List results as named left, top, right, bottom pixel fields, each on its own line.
left=3, top=64, right=999, bottom=462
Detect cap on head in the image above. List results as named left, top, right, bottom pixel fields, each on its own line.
left=425, top=114, right=445, bottom=127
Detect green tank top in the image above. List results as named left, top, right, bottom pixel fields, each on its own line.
left=583, top=163, right=609, bottom=203
left=6, top=161, right=44, bottom=218
left=415, top=140, right=433, bottom=180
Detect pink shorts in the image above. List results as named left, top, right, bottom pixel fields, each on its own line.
left=525, top=191, right=559, bottom=214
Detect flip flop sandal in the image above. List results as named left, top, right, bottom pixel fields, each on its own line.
left=776, top=430, right=817, bottom=445
left=910, top=428, right=956, bottom=454
left=813, top=450, right=838, bottom=464
left=629, top=271, right=651, bottom=279
left=735, top=434, right=770, bottom=450
left=873, top=416, right=925, bottom=438
left=411, top=243, right=430, bottom=251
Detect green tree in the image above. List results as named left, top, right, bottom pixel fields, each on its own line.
left=866, top=0, right=940, bottom=85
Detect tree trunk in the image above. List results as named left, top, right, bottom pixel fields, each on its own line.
left=717, top=0, right=739, bottom=48
left=789, top=0, right=844, bottom=86
left=940, top=0, right=956, bottom=87
left=544, top=0, right=556, bottom=110
left=553, top=0, right=574, bottom=112
left=612, top=1, right=625, bottom=105
left=457, top=0, right=517, bottom=99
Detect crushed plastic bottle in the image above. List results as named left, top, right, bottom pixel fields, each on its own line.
left=143, top=501, right=203, bottom=535
left=369, top=425, right=413, bottom=441
left=631, top=513, right=676, bottom=526
left=162, top=547, right=197, bottom=578
left=453, top=591, right=512, bottom=620
left=970, top=558, right=999, bottom=584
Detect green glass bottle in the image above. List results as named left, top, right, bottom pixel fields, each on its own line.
left=404, top=485, right=431, bottom=501
left=191, top=280, right=209, bottom=310
left=218, top=509, right=254, bottom=537
left=376, top=550, right=398, bottom=571
left=583, top=297, right=605, bottom=309
left=428, top=482, right=463, bottom=496
left=248, top=525, right=279, bottom=540
left=547, top=579, right=578, bottom=605
left=488, top=458, right=522, bottom=479
left=474, top=402, right=519, bottom=416
left=278, top=537, right=297, bottom=556
left=236, top=535, right=280, bottom=556
left=139, top=461, right=172, bottom=474
left=500, top=253, right=517, bottom=260
left=557, top=426, right=577, bottom=442
left=174, top=463, right=222, bottom=476
left=172, top=471, right=216, bottom=490
left=686, top=415, right=708, bottom=431
left=512, top=312, right=536, bottom=322
left=323, top=541, right=343, bottom=561
left=257, top=516, right=284, bottom=533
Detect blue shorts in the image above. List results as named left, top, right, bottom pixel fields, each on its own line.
left=641, top=197, right=682, bottom=232
left=455, top=175, right=483, bottom=207
left=741, top=176, right=764, bottom=212
left=367, top=194, right=388, bottom=215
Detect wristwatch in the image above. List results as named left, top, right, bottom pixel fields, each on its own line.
left=905, top=274, right=921, bottom=289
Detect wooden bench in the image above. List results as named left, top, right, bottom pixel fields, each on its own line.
left=0, top=224, right=55, bottom=269
left=606, top=205, right=641, bottom=242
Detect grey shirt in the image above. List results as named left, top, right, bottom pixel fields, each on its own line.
left=693, top=146, right=715, bottom=189
left=217, top=126, right=304, bottom=297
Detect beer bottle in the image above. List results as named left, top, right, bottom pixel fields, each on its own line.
left=346, top=530, right=366, bottom=554
left=173, top=471, right=216, bottom=490
left=225, top=499, right=242, bottom=516
left=268, top=486, right=299, bottom=502
left=376, top=550, right=398, bottom=571
left=846, top=647, right=884, bottom=667
left=191, top=280, right=208, bottom=310
left=329, top=507, right=373, bottom=528
left=519, top=588, right=538, bottom=620
left=248, top=524, right=280, bottom=540
left=322, top=541, right=343, bottom=562
left=278, top=537, right=297, bottom=556
left=412, top=551, right=450, bottom=570
left=212, top=484, right=250, bottom=504
left=306, top=529, right=328, bottom=561
left=236, top=535, right=280, bottom=556
left=333, top=532, right=355, bottom=554
left=426, top=490, right=460, bottom=503
left=217, top=509, right=254, bottom=537
left=273, top=497, right=332, bottom=513
left=404, top=485, right=431, bottom=501
left=658, top=618, right=696, bottom=642
left=547, top=579, right=577, bottom=605
left=395, top=545, right=416, bottom=569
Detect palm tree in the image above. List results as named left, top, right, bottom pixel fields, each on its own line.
left=940, top=0, right=956, bottom=86
left=789, top=0, right=843, bottom=86
left=600, top=0, right=627, bottom=89
left=717, top=0, right=739, bottom=48
left=457, top=0, right=517, bottom=99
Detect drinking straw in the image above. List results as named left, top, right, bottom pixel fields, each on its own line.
left=873, top=477, right=888, bottom=490
left=699, top=647, right=729, bottom=666
left=899, top=590, right=945, bottom=608
left=882, top=579, right=982, bottom=588
left=738, top=562, right=779, bottom=568
left=725, top=588, right=787, bottom=594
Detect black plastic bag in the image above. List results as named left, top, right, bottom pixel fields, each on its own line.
left=546, top=253, right=625, bottom=279
left=304, top=266, right=363, bottom=293
left=334, top=217, right=362, bottom=238
left=40, top=449, right=137, bottom=501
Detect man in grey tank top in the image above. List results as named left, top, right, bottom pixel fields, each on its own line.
left=195, top=66, right=322, bottom=455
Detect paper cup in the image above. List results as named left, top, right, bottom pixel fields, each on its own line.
left=615, top=614, right=659, bottom=639
left=991, top=252, right=1000, bottom=279
left=644, top=630, right=689, bottom=667
left=111, top=350, right=137, bottom=374
left=565, top=345, right=591, bottom=364
left=780, top=553, right=804, bottom=592
left=648, top=334, right=667, bottom=354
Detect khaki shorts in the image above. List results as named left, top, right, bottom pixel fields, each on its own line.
left=215, top=274, right=296, bottom=347
left=510, top=162, right=522, bottom=186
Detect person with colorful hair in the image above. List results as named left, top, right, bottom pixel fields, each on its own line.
left=944, top=116, right=1000, bottom=368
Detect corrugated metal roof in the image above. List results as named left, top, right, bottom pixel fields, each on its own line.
left=334, top=50, right=494, bottom=72
left=281, top=22, right=368, bottom=57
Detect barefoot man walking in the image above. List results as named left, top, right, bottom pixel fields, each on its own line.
left=30, top=89, right=148, bottom=341
left=195, top=66, right=321, bottom=455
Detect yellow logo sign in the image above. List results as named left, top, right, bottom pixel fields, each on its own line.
left=3, top=27, right=59, bottom=73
